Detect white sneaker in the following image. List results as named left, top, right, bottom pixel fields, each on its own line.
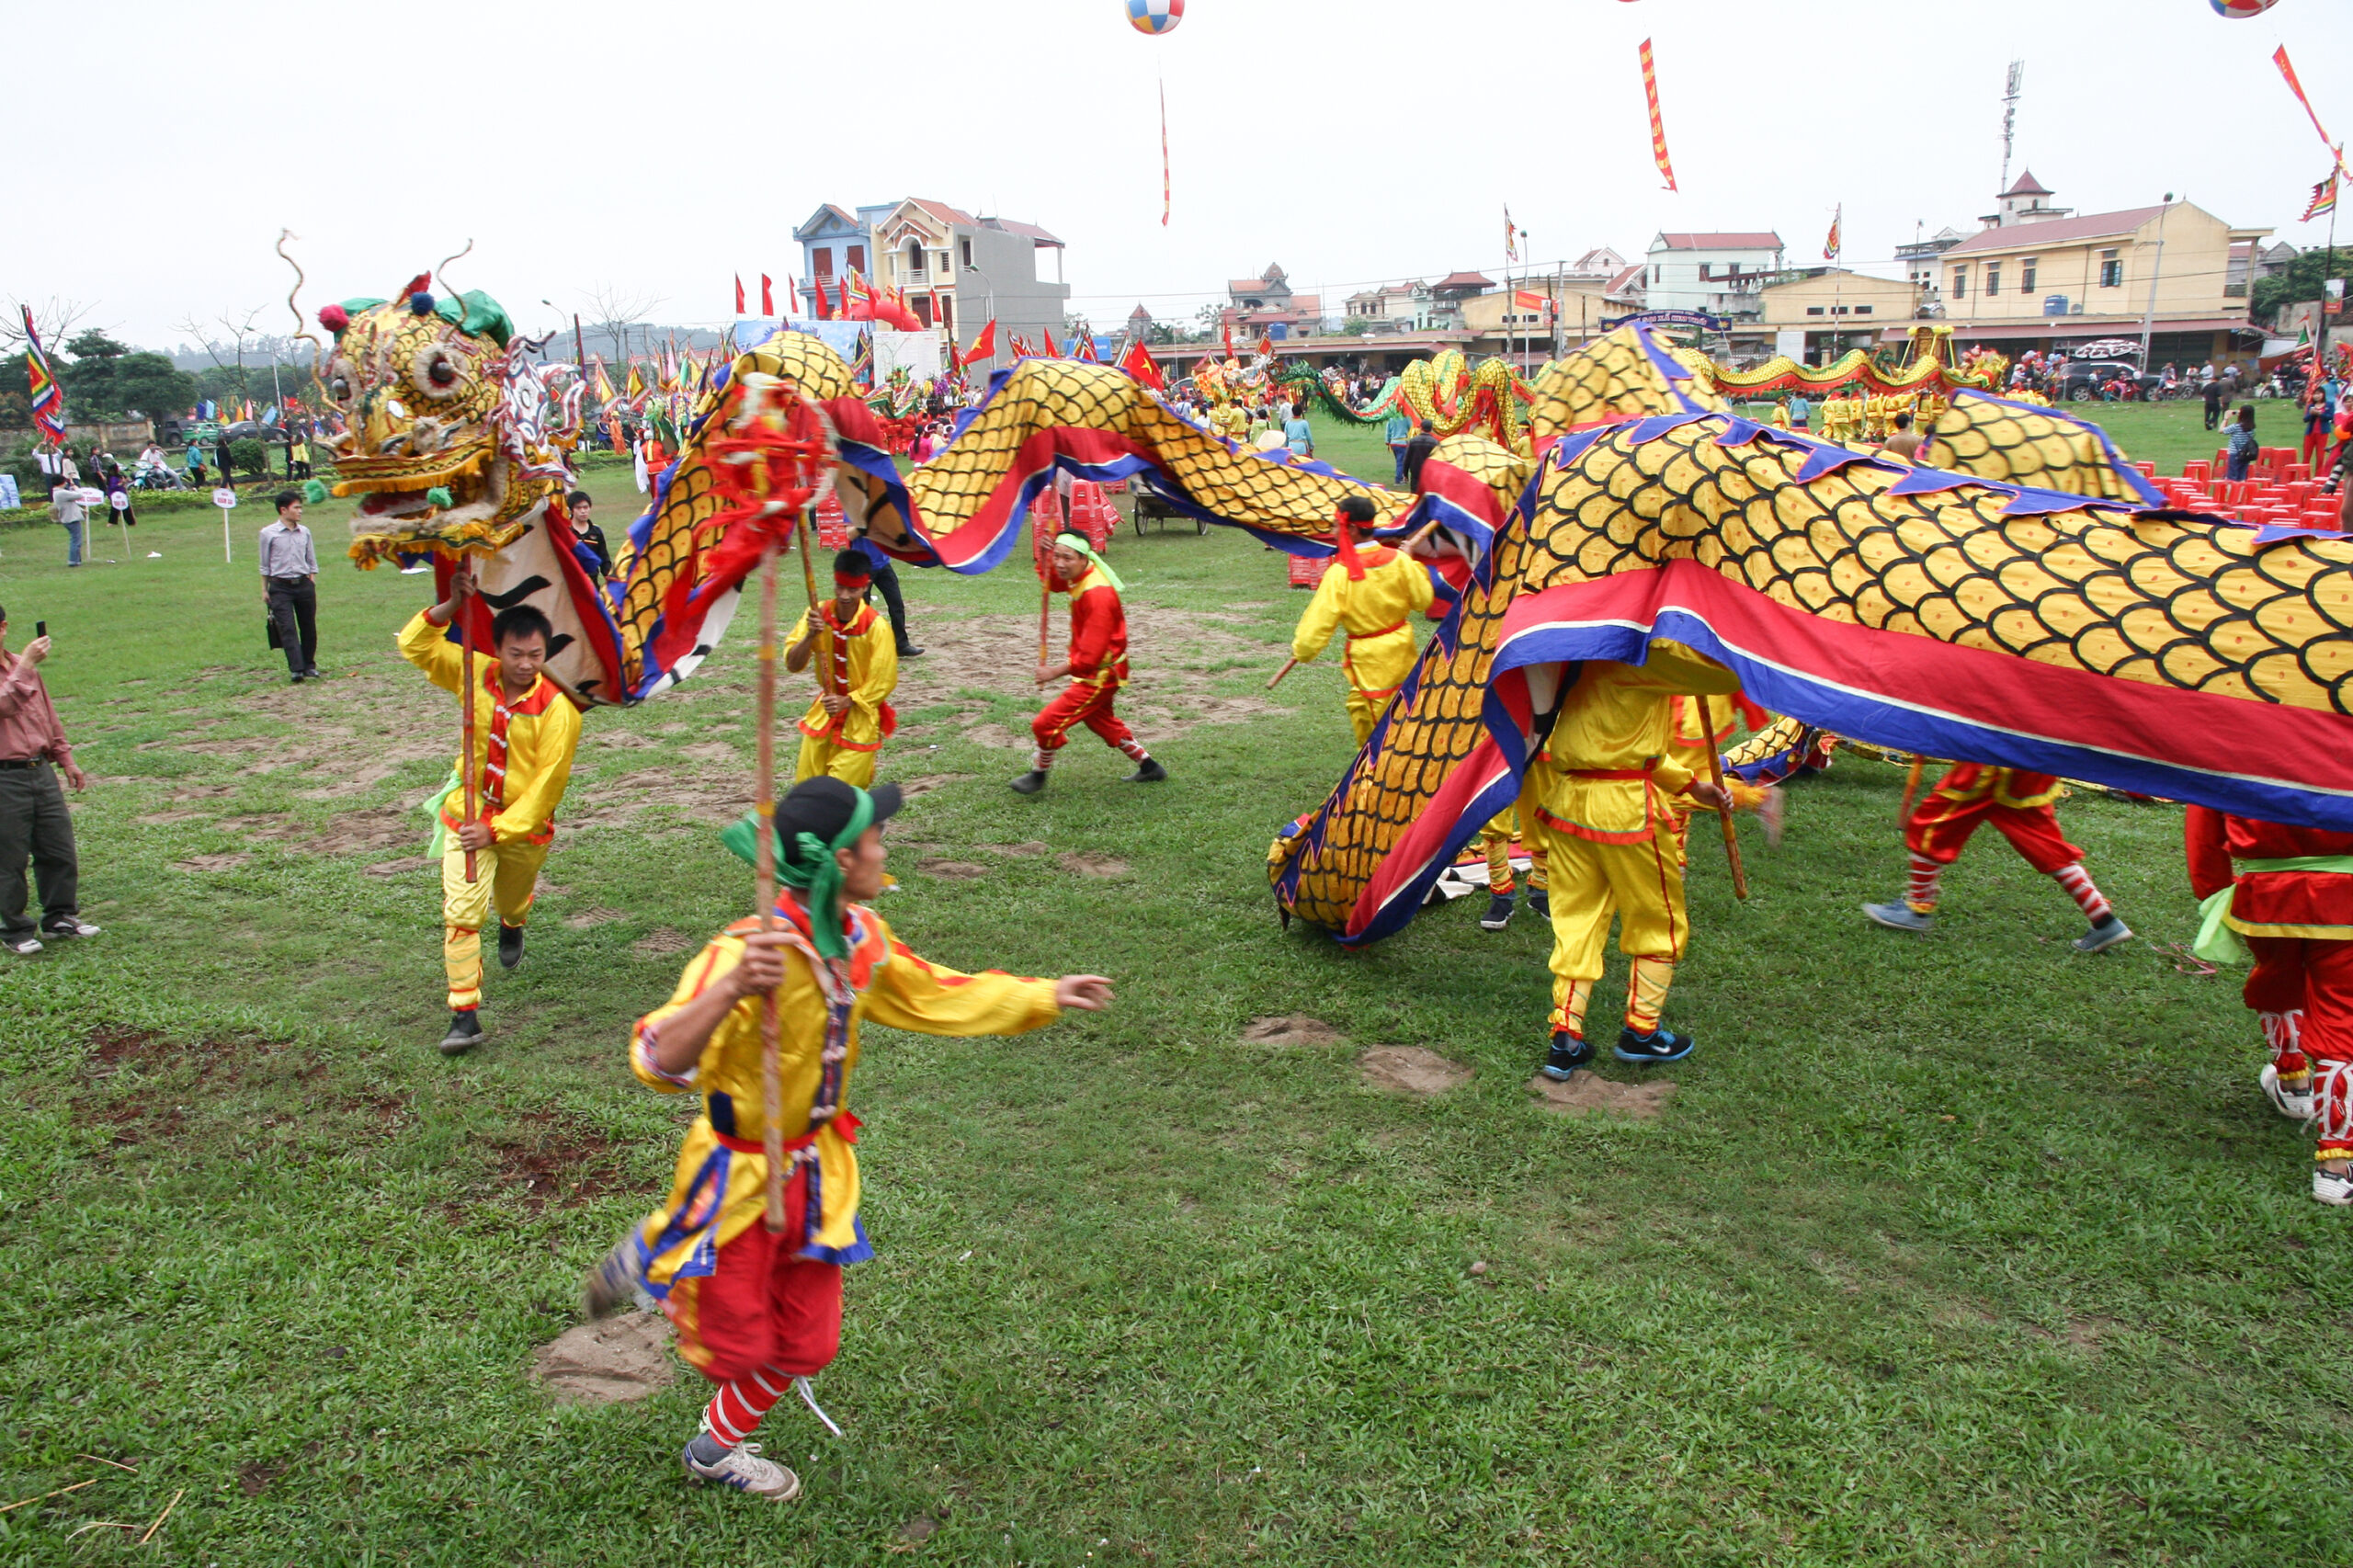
left=2, top=934, right=41, bottom=956
left=2262, top=1064, right=2317, bottom=1122
left=2313, top=1168, right=2353, bottom=1207
left=40, top=917, right=99, bottom=938
left=682, top=1441, right=801, bottom=1501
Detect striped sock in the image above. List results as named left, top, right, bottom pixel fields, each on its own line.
left=1625, top=957, right=1674, bottom=1033
left=1904, top=853, right=1941, bottom=915
left=703, top=1365, right=793, bottom=1449
left=2050, top=863, right=2111, bottom=924
left=1119, top=738, right=1150, bottom=763
left=2264, top=1010, right=2311, bottom=1088
left=1550, top=979, right=1592, bottom=1040
left=1029, top=746, right=1054, bottom=773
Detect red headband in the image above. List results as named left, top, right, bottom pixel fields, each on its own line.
left=833, top=566, right=872, bottom=588
left=1334, top=506, right=1368, bottom=582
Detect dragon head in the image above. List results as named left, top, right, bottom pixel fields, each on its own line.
left=319, top=280, right=580, bottom=562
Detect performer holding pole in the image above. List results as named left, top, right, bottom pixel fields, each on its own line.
left=753, top=541, right=787, bottom=1231
left=582, top=777, right=1116, bottom=1501
left=784, top=551, right=899, bottom=786
left=1288, top=494, right=1433, bottom=748
left=1009, top=533, right=1165, bottom=795
left=400, top=565, right=582, bottom=1055
left=1527, top=642, right=1739, bottom=1082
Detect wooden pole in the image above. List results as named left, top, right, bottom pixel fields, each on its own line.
left=1038, top=570, right=1052, bottom=679
left=1696, top=693, right=1747, bottom=901
left=794, top=506, right=833, bottom=697
left=1266, top=656, right=1298, bottom=690
left=755, top=541, right=787, bottom=1233
left=458, top=566, right=479, bottom=884
left=1899, top=752, right=1928, bottom=825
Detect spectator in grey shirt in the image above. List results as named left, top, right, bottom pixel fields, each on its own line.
left=259, top=490, right=322, bottom=683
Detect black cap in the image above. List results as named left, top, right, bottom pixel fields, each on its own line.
left=777, top=777, right=902, bottom=869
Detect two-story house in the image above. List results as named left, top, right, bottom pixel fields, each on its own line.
left=791, top=198, right=1071, bottom=365
left=1938, top=176, right=2270, bottom=365
left=1643, top=232, right=1787, bottom=321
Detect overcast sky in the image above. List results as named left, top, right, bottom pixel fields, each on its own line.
left=11, top=0, right=2350, bottom=352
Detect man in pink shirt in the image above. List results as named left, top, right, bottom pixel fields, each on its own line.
left=0, top=603, right=97, bottom=955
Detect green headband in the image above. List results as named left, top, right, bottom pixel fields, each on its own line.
left=720, top=788, right=875, bottom=960
left=1053, top=531, right=1124, bottom=593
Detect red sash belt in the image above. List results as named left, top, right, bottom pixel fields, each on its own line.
left=711, top=1108, right=862, bottom=1156
left=1346, top=619, right=1409, bottom=641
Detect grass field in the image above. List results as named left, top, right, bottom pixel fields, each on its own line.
left=3, top=414, right=2346, bottom=1566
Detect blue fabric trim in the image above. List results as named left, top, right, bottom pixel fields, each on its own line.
left=800, top=1215, right=875, bottom=1267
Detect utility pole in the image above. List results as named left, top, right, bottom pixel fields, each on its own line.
left=2138, top=193, right=2175, bottom=371
left=2321, top=165, right=2341, bottom=379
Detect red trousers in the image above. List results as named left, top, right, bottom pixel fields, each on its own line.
left=1032, top=677, right=1136, bottom=755
left=2245, top=935, right=2353, bottom=1062
left=1904, top=767, right=2081, bottom=873
left=665, top=1166, right=844, bottom=1384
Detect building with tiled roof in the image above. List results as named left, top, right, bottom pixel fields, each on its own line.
left=792, top=198, right=1071, bottom=367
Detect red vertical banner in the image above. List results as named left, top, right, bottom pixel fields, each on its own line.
left=1641, top=38, right=1677, bottom=192
left=2275, top=47, right=2340, bottom=159
left=760, top=274, right=774, bottom=315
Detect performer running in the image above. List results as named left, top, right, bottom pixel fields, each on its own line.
left=784, top=551, right=899, bottom=788
left=2186, top=803, right=2353, bottom=1205
left=1528, top=642, right=1739, bottom=1081
left=399, top=568, right=582, bottom=1054
left=1863, top=764, right=2131, bottom=952
left=1009, top=533, right=1166, bottom=795
left=1290, top=494, right=1433, bottom=749
left=583, top=777, right=1114, bottom=1499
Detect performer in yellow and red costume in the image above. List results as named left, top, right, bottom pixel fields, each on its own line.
left=1529, top=641, right=1739, bottom=1081
left=1290, top=494, right=1434, bottom=749
left=1863, top=763, right=2131, bottom=952
left=1663, top=690, right=1783, bottom=861
left=583, top=777, right=1114, bottom=1502
left=784, top=551, right=899, bottom=789
left=2187, top=804, right=2353, bottom=1206
left=399, top=568, right=582, bottom=1055
left=1009, top=532, right=1166, bottom=794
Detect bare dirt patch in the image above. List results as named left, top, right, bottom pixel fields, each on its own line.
left=919, top=859, right=993, bottom=880
left=362, top=856, right=435, bottom=878
left=1059, top=851, right=1130, bottom=878
left=892, top=773, right=975, bottom=799
left=172, top=853, right=251, bottom=872
left=631, top=928, right=698, bottom=957
left=532, top=1312, right=678, bottom=1405
left=136, top=809, right=210, bottom=825
left=565, top=907, right=624, bottom=929
left=1359, top=1046, right=1472, bottom=1096
left=488, top=1110, right=629, bottom=1211
left=991, top=840, right=1049, bottom=858
left=1242, top=1015, right=1348, bottom=1048
left=958, top=722, right=1028, bottom=751
left=1526, top=1074, right=1677, bottom=1121
left=312, top=809, right=421, bottom=856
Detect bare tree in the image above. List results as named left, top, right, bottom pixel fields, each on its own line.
left=175, top=306, right=268, bottom=378
left=577, top=283, right=664, bottom=368
left=1, top=295, right=97, bottom=350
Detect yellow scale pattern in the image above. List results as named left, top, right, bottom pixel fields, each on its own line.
left=1925, top=390, right=2156, bottom=502
left=1268, top=330, right=2353, bottom=931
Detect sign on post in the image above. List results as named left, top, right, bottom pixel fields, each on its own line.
left=212, top=485, right=238, bottom=562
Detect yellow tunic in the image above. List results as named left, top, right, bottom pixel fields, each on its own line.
left=629, top=896, right=1061, bottom=1288
left=397, top=610, right=581, bottom=846
left=1531, top=642, right=1741, bottom=841
left=1291, top=546, right=1433, bottom=745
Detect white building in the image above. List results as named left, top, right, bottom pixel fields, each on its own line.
left=1642, top=232, right=1787, bottom=322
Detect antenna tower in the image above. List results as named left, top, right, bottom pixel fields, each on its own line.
left=1998, top=60, right=2025, bottom=195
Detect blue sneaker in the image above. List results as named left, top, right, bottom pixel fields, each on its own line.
left=1528, top=888, right=1551, bottom=918
left=1615, top=1026, right=1695, bottom=1064
left=2072, top=915, right=2133, bottom=954
left=1479, top=892, right=1516, bottom=931
left=1862, top=900, right=1933, bottom=933
left=1540, top=1031, right=1594, bottom=1081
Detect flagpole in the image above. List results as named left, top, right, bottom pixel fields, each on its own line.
left=2323, top=172, right=2339, bottom=378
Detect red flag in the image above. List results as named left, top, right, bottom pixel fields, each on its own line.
left=1256, top=332, right=1274, bottom=359
left=761, top=274, right=774, bottom=315
left=813, top=278, right=833, bottom=320
left=1159, top=78, right=1172, bottom=228
left=1042, top=325, right=1062, bottom=358
left=1512, top=289, right=1552, bottom=313
left=1641, top=39, right=1677, bottom=191
left=1119, top=336, right=1165, bottom=392
left=1221, top=319, right=1235, bottom=358
left=734, top=274, right=745, bottom=314
left=961, top=318, right=998, bottom=367
left=2276, top=47, right=2343, bottom=165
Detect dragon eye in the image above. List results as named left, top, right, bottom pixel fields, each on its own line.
left=428, top=356, right=458, bottom=387
left=328, top=376, right=351, bottom=403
